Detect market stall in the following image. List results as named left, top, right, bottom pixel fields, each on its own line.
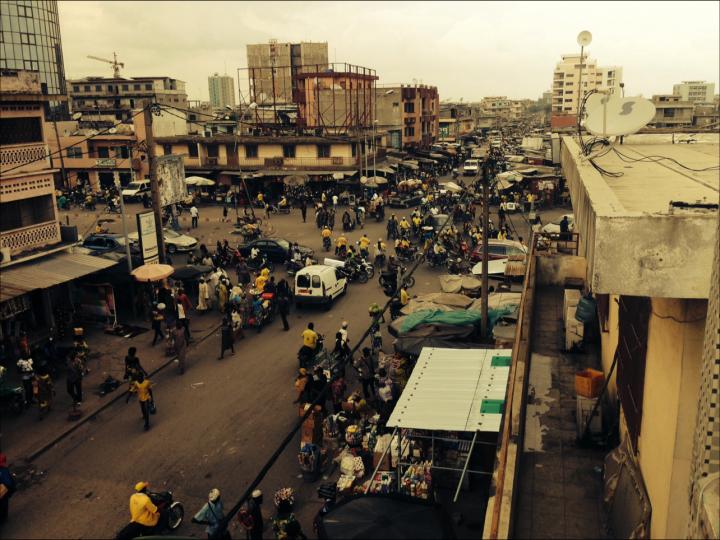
left=368, top=347, right=512, bottom=503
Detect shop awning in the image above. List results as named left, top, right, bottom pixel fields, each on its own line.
left=254, top=170, right=342, bottom=177
left=387, top=347, right=511, bottom=432
left=1, top=251, right=119, bottom=303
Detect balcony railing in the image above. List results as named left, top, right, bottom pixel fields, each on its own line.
left=0, top=143, right=51, bottom=176
left=0, top=221, right=61, bottom=254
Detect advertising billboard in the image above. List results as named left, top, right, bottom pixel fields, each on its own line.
left=136, top=211, right=159, bottom=264
left=156, top=154, right=187, bottom=207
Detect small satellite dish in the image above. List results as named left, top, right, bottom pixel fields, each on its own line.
left=577, top=31, right=592, bottom=47
left=107, top=127, right=117, bottom=134
left=72, top=112, right=82, bottom=120
left=584, top=95, right=656, bottom=137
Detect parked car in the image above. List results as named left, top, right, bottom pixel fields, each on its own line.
left=82, top=233, right=129, bottom=254
left=542, top=214, right=575, bottom=234
left=388, top=190, right=424, bottom=209
left=294, top=265, right=347, bottom=309
left=128, top=228, right=198, bottom=253
left=239, top=238, right=313, bottom=263
left=470, top=239, right=527, bottom=263
left=121, top=179, right=150, bottom=201
left=463, top=159, right=480, bottom=176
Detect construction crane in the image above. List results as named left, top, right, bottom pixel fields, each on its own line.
left=87, top=52, right=124, bottom=78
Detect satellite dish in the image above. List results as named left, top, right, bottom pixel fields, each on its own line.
left=107, top=127, right=117, bottom=134
left=577, top=30, right=592, bottom=47
left=72, top=112, right=82, bottom=120
left=583, top=94, right=656, bottom=137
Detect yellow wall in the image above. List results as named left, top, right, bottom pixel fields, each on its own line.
left=634, top=297, right=706, bottom=539
left=258, top=144, right=283, bottom=158
left=331, top=143, right=353, bottom=158
left=295, top=144, right=317, bottom=159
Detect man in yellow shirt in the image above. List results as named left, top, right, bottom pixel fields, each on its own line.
left=302, top=322, right=318, bottom=350
left=358, top=234, right=370, bottom=258
left=321, top=226, right=332, bottom=239
left=335, top=234, right=348, bottom=256
left=399, top=217, right=410, bottom=233
left=131, top=374, right=154, bottom=431
left=126, top=481, right=160, bottom=535
left=400, top=286, right=409, bottom=306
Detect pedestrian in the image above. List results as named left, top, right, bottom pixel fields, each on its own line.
left=173, top=321, right=188, bottom=374
left=222, top=204, right=229, bottom=223
left=190, top=205, right=199, bottom=228
left=236, top=258, right=251, bottom=287
left=131, top=372, right=154, bottom=431
left=278, top=292, right=290, bottom=331
left=191, top=488, right=228, bottom=539
left=264, top=201, right=271, bottom=220
left=0, top=453, right=16, bottom=525
left=197, top=278, right=210, bottom=313
left=353, top=347, right=375, bottom=399
left=332, top=193, right=338, bottom=210
left=339, top=321, right=350, bottom=355
left=331, top=373, right=347, bottom=414
left=151, top=303, right=165, bottom=347
left=16, top=355, right=34, bottom=406
left=219, top=318, right=234, bottom=359
left=246, top=490, right=264, bottom=540
left=177, top=290, right=192, bottom=341
left=300, top=200, right=307, bottom=223
left=66, top=352, right=84, bottom=406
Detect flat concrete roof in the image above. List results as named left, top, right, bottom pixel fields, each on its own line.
left=586, top=137, right=719, bottom=214
left=561, top=133, right=719, bottom=299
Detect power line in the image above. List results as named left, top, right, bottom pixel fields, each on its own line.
left=214, top=175, right=479, bottom=538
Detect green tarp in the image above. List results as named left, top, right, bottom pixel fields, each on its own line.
left=399, top=309, right=483, bottom=334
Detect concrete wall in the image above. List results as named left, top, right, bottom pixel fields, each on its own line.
left=634, top=297, right=707, bottom=538
left=560, top=137, right=717, bottom=299
left=599, top=294, right=619, bottom=401
left=535, top=253, right=586, bottom=287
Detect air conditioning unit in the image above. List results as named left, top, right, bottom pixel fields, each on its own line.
left=0, top=247, right=12, bottom=264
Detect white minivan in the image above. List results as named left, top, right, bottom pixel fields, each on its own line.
left=295, top=265, right=347, bottom=308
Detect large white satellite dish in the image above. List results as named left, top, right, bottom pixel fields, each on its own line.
left=584, top=95, right=656, bottom=137
left=577, top=30, right=593, bottom=47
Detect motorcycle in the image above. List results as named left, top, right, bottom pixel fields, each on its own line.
left=355, top=257, right=375, bottom=280
left=448, top=257, right=471, bottom=275
left=322, top=236, right=332, bottom=252
left=337, top=261, right=368, bottom=284
left=298, top=333, right=325, bottom=370
left=115, top=491, right=184, bottom=540
left=246, top=292, right=276, bottom=333
left=379, top=266, right=415, bottom=293
left=286, top=259, right=304, bottom=277
left=247, top=253, right=274, bottom=273
left=426, top=249, right=448, bottom=268
left=395, top=245, right=423, bottom=264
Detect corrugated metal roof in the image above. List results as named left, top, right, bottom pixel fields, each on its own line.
left=1, top=252, right=118, bottom=302
left=387, top=347, right=511, bottom=432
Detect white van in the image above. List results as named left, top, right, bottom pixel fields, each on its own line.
left=295, top=265, right=347, bottom=308
left=463, top=159, right=480, bottom=176
left=121, top=179, right=151, bottom=200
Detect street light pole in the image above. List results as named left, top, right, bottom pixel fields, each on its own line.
left=114, top=151, right=133, bottom=273
left=142, top=104, right=167, bottom=263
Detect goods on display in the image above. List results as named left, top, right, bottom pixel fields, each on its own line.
left=400, top=461, right=432, bottom=500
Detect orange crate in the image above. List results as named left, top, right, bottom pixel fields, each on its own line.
left=575, top=368, right=604, bottom=398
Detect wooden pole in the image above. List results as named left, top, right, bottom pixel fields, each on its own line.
left=142, top=105, right=166, bottom=263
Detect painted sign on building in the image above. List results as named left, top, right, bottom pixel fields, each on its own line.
left=136, top=211, right=159, bottom=264
left=156, top=154, right=187, bottom=207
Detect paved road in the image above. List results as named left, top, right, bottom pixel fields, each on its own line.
left=3, top=199, right=563, bottom=539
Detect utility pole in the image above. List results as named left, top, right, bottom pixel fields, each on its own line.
left=142, top=104, right=166, bottom=263
left=52, top=114, right=68, bottom=188
left=480, top=155, right=494, bottom=339
left=114, top=157, right=133, bottom=273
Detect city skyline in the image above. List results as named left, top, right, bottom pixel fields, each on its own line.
left=56, top=0, right=719, bottom=103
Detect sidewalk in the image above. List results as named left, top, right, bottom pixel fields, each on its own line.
left=0, top=310, right=223, bottom=462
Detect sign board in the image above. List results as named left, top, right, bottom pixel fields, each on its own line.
left=95, top=158, right=116, bottom=167
left=136, top=211, right=159, bottom=264
left=156, top=154, right=187, bottom=207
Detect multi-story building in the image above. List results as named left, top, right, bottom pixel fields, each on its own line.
left=0, top=0, right=68, bottom=118
left=67, top=76, right=188, bottom=122
left=650, top=94, right=694, bottom=128
left=246, top=40, right=328, bottom=106
left=376, top=84, right=439, bottom=150
left=481, top=96, right=512, bottom=118
left=692, top=100, right=719, bottom=127
left=208, top=73, right=236, bottom=109
left=672, top=81, right=715, bottom=103
left=551, top=54, right=622, bottom=115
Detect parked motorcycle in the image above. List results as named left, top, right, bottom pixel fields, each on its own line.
left=115, top=490, right=184, bottom=540
left=286, top=259, right=304, bottom=277
left=0, top=366, right=24, bottom=415
left=337, top=261, right=368, bottom=284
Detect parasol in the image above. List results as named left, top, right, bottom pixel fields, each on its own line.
left=131, top=263, right=175, bottom=282
left=185, top=176, right=215, bottom=186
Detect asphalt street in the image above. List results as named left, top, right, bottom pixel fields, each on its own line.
left=2, top=197, right=565, bottom=539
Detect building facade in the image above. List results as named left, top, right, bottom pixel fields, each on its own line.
left=672, top=81, right=715, bottom=103
left=0, top=70, right=61, bottom=257
left=0, top=0, right=68, bottom=118
left=376, top=84, right=439, bottom=150
left=208, top=73, right=235, bottom=108
left=551, top=54, right=622, bottom=115
left=246, top=40, right=328, bottom=106
left=68, top=76, right=188, bottom=122
left=650, top=95, right=694, bottom=128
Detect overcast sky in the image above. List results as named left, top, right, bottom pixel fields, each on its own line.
left=58, top=1, right=719, bottom=103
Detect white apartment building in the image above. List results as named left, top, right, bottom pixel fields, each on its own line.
left=208, top=73, right=236, bottom=108
left=551, top=54, right=623, bottom=114
left=672, top=81, right=716, bottom=103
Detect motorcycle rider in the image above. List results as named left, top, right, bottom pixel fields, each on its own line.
left=431, top=241, right=447, bottom=265
left=122, top=482, right=160, bottom=538
left=395, top=237, right=411, bottom=259
left=278, top=195, right=289, bottom=209
left=358, top=234, right=370, bottom=259
left=398, top=217, right=411, bottom=239
left=335, top=233, right=348, bottom=257
left=299, top=322, right=319, bottom=368
left=321, top=226, right=332, bottom=251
